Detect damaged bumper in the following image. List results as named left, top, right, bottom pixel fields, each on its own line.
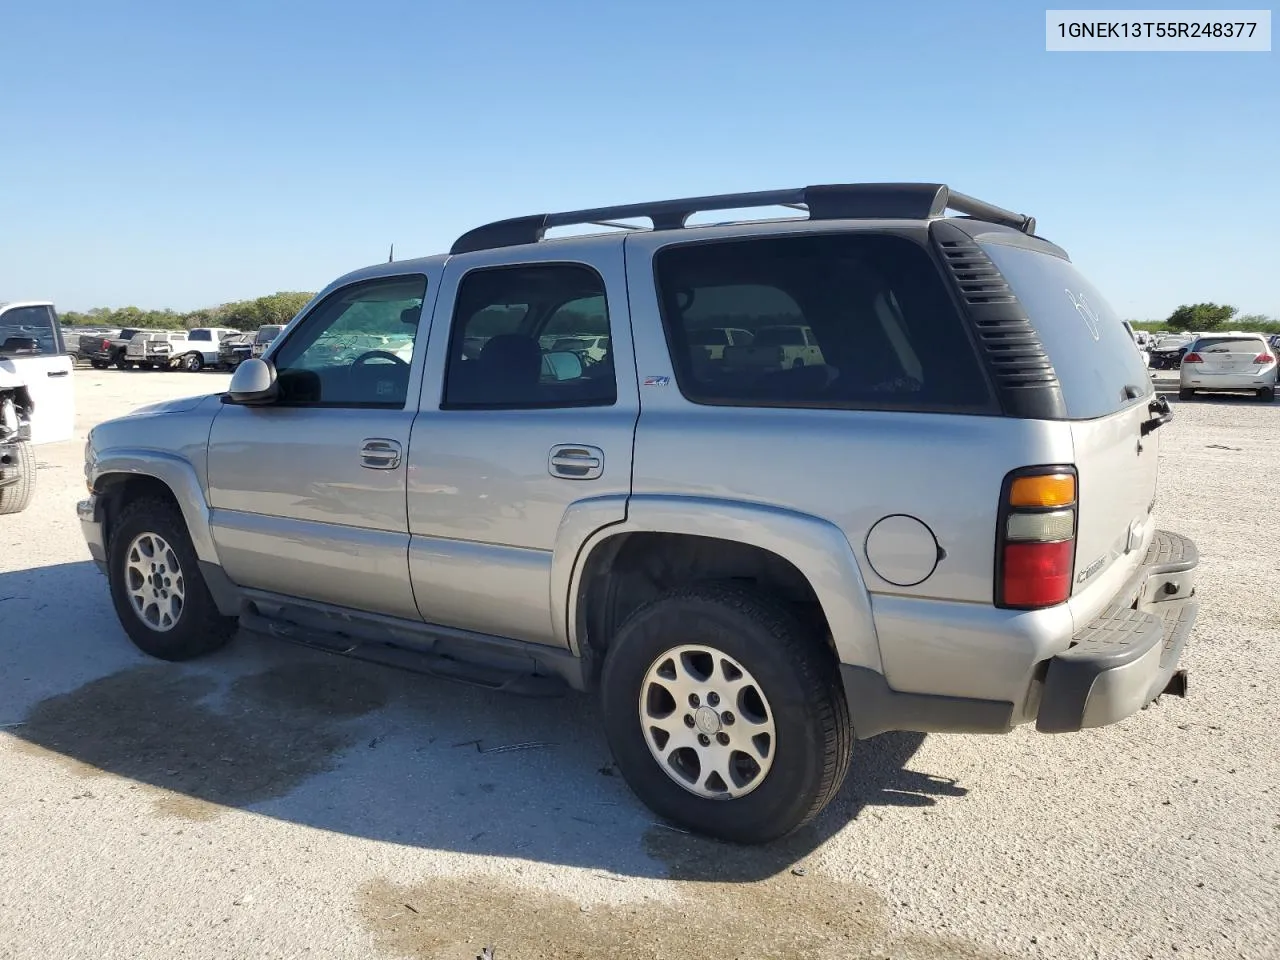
left=1037, top=530, right=1198, bottom=733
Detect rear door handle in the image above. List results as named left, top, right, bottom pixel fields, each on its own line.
left=548, top=444, right=604, bottom=480
left=360, top=438, right=403, bottom=470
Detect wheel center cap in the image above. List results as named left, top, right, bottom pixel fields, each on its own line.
left=694, top=705, right=721, bottom=735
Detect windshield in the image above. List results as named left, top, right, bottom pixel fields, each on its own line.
left=0, top=304, right=64, bottom=355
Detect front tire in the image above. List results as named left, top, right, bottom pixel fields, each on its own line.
left=0, top=441, right=36, bottom=515
left=107, top=497, right=236, bottom=661
left=182, top=352, right=203, bottom=372
left=600, top=583, right=852, bottom=844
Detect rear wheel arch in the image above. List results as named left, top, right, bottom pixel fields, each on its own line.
left=572, top=531, right=835, bottom=665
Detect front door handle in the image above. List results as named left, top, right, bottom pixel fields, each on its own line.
left=47, top=369, right=70, bottom=378
left=548, top=444, right=604, bottom=480
left=360, top=438, right=403, bottom=470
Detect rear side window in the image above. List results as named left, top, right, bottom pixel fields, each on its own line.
left=979, top=241, right=1152, bottom=419
left=653, top=233, right=993, bottom=412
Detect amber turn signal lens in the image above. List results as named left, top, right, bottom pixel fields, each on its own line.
left=1009, top=473, right=1076, bottom=508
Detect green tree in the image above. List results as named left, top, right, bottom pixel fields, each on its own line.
left=1166, top=303, right=1236, bottom=331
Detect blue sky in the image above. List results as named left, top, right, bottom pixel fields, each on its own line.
left=1, top=0, right=1275, bottom=318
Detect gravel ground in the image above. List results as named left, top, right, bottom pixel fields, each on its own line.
left=1, top=368, right=1277, bottom=960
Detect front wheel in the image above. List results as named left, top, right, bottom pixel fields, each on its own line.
left=182, top=352, right=203, bottom=372
left=600, top=583, right=852, bottom=844
left=107, top=497, right=236, bottom=660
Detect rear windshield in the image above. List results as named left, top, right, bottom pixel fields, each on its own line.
left=653, top=233, right=995, bottom=413
left=256, top=326, right=282, bottom=342
left=1193, top=337, right=1263, bottom=353
left=0, top=304, right=64, bottom=355
left=979, top=241, right=1152, bottom=419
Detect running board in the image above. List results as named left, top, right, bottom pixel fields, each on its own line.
left=238, top=607, right=570, bottom=698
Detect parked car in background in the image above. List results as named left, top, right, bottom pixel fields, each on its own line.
left=1, top=301, right=75, bottom=514
left=123, top=330, right=188, bottom=369
left=724, top=323, right=825, bottom=369
left=78, top=181, right=1197, bottom=844
left=78, top=327, right=156, bottom=369
left=1179, top=333, right=1276, bottom=401
left=217, top=332, right=254, bottom=370
left=687, top=326, right=755, bottom=361
left=251, top=324, right=283, bottom=358
left=1149, top=334, right=1195, bottom=370
left=1121, top=321, right=1152, bottom=368
left=169, top=327, right=238, bottom=371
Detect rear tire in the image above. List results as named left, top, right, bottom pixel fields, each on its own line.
left=1260, top=386, right=1276, bottom=402
left=0, top=441, right=36, bottom=515
left=107, top=496, right=236, bottom=661
left=1179, top=388, right=1194, bottom=400
left=600, top=583, right=852, bottom=844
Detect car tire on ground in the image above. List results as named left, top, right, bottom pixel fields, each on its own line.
left=107, top=496, right=237, bottom=661
left=90, top=359, right=109, bottom=370
left=1259, top=386, right=1275, bottom=403
left=1179, top=388, right=1195, bottom=400
left=0, top=440, right=36, bottom=515
left=116, top=359, right=133, bottom=370
left=600, top=582, right=852, bottom=845
left=139, top=362, right=153, bottom=371
left=182, top=353, right=203, bottom=372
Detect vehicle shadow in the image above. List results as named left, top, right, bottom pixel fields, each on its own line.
left=1, top=560, right=967, bottom=883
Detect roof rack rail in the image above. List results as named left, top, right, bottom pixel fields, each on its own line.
left=450, top=182, right=1036, bottom=255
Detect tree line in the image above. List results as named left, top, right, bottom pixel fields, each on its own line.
left=59, top=292, right=316, bottom=333
left=1133, top=303, right=1278, bottom=334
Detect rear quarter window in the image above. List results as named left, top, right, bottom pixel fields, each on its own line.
left=979, top=241, right=1152, bottom=419
left=653, top=232, right=995, bottom=413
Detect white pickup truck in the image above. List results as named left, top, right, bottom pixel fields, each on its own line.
left=125, top=327, right=238, bottom=371
left=0, top=301, right=75, bottom=514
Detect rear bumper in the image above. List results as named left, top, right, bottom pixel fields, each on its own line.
left=1036, top=530, right=1198, bottom=733
left=1181, top=371, right=1276, bottom=390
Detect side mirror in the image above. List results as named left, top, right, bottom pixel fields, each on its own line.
left=222, top=358, right=278, bottom=405
left=542, top=350, right=583, bottom=381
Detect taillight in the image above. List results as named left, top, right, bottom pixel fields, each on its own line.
left=997, top=467, right=1077, bottom=610
left=1182, top=352, right=1203, bottom=363
left=101, top=339, right=111, bottom=349
left=1253, top=353, right=1273, bottom=364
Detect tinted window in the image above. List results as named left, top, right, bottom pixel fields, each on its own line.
left=0, top=305, right=63, bottom=355
left=443, top=264, right=616, bottom=409
left=1193, top=336, right=1264, bottom=353
left=980, top=241, right=1152, bottom=419
left=654, top=234, right=992, bottom=411
left=271, top=275, right=426, bottom=407
left=190, top=330, right=211, bottom=341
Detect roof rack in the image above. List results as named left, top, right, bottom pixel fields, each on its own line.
left=450, top=182, right=1036, bottom=255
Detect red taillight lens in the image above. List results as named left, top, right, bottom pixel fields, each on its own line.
left=1253, top=353, right=1273, bottom=364
left=1002, top=541, right=1073, bottom=607
left=1182, top=352, right=1203, bottom=363
left=101, top=339, right=111, bottom=349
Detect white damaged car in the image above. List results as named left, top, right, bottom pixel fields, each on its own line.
left=0, top=301, right=76, bottom=514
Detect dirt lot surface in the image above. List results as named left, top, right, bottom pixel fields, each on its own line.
left=1, top=369, right=1277, bottom=960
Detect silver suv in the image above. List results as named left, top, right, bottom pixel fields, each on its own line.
left=77, top=183, right=1199, bottom=844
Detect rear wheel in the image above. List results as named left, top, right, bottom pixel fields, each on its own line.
left=600, top=583, right=852, bottom=844
left=107, top=497, right=236, bottom=660
left=1179, top=388, right=1194, bottom=400
left=0, top=441, right=36, bottom=515
left=182, top=352, right=203, bottom=372
left=1259, top=386, right=1275, bottom=402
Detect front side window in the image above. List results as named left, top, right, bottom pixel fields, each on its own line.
left=0, top=305, right=63, bottom=355
left=654, top=233, right=992, bottom=412
left=443, top=264, right=616, bottom=409
left=270, top=275, right=427, bottom=407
